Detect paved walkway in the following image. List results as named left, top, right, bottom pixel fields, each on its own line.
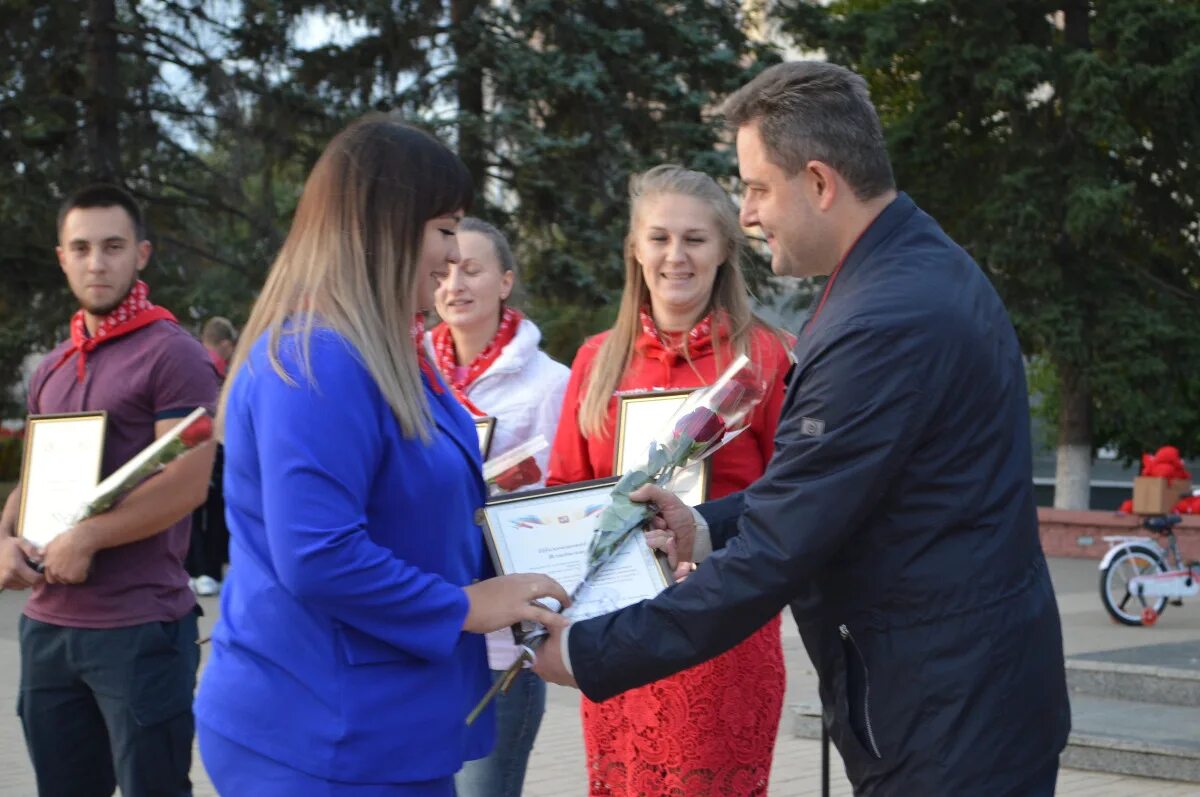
left=2, top=557, right=1199, bottom=795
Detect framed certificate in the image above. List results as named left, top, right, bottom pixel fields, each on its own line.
left=474, top=416, right=496, bottom=460
left=17, top=412, right=107, bottom=548
left=615, top=389, right=710, bottom=506
left=477, top=478, right=671, bottom=624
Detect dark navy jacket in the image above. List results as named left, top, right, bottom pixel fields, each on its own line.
left=569, top=194, right=1070, bottom=795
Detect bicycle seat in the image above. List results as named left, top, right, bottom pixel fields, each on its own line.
left=1143, top=514, right=1183, bottom=532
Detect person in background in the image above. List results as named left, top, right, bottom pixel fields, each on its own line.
left=426, top=217, right=570, bottom=797
left=193, top=116, right=569, bottom=797
left=547, top=165, right=793, bottom=796
left=201, top=316, right=237, bottom=380
left=187, top=316, right=237, bottom=596
left=0, top=184, right=218, bottom=797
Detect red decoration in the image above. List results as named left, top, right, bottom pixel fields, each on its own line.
left=179, top=415, right=213, bottom=448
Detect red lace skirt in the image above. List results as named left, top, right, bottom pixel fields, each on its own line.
left=581, top=614, right=785, bottom=796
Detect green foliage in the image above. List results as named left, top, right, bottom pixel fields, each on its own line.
left=2, top=0, right=785, bottom=408
left=0, top=434, right=22, bottom=481
left=778, top=0, right=1200, bottom=459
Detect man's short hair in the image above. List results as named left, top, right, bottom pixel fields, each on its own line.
left=57, top=184, right=146, bottom=240
left=201, top=316, right=237, bottom=345
left=721, top=61, right=896, bottom=201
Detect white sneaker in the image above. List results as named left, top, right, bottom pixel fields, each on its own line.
left=194, top=575, right=221, bottom=596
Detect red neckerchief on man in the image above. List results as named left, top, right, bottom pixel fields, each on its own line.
left=430, top=306, right=523, bottom=416
left=51, top=280, right=177, bottom=382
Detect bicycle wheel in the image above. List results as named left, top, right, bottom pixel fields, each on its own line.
left=1100, top=545, right=1169, bottom=626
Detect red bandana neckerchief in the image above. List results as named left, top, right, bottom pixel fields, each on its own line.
left=412, top=313, right=445, bottom=396
left=636, top=306, right=721, bottom=359
left=431, top=307, right=523, bottom=416
left=52, top=280, right=177, bottom=382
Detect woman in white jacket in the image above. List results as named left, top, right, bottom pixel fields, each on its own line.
left=425, top=217, right=570, bottom=797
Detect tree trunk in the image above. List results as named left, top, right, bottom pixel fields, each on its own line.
left=1054, top=364, right=1093, bottom=509
left=450, top=0, right=486, bottom=198
left=86, top=0, right=122, bottom=182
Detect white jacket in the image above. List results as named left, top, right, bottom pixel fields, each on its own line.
left=425, top=318, right=571, bottom=669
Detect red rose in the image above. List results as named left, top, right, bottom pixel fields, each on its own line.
left=673, top=408, right=725, bottom=448
left=493, top=457, right=541, bottom=492
left=180, top=415, right=213, bottom=448
left=1147, top=463, right=1176, bottom=478
left=1156, top=446, right=1182, bottom=464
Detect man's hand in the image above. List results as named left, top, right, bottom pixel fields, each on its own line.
left=41, top=524, right=98, bottom=585
left=629, top=484, right=696, bottom=569
left=0, top=536, right=44, bottom=590
left=532, top=621, right=578, bottom=688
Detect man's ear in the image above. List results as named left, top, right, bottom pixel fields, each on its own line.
left=136, top=240, right=152, bottom=272
left=805, top=160, right=839, bottom=212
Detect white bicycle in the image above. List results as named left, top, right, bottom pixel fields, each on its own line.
left=1099, top=514, right=1200, bottom=626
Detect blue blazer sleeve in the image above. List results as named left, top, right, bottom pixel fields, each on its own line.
left=252, top=334, right=470, bottom=663
left=570, top=321, right=938, bottom=700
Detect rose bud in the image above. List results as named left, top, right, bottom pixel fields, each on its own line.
left=673, top=408, right=725, bottom=448
left=180, top=415, right=213, bottom=448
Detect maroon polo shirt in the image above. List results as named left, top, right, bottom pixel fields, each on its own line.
left=24, top=319, right=219, bottom=628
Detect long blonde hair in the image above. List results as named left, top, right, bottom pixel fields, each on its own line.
left=578, top=164, right=768, bottom=437
left=217, top=116, right=473, bottom=441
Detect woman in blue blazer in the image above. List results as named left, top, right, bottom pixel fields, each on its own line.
left=194, top=117, right=569, bottom=797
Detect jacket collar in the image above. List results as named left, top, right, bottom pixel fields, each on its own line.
left=483, top=318, right=540, bottom=376
left=835, top=192, right=918, bottom=288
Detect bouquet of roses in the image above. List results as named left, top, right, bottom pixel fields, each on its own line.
left=466, top=354, right=764, bottom=724
left=22, top=408, right=214, bottom=551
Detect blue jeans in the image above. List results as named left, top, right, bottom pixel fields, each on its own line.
left=454, top=668, right=546, bottom=797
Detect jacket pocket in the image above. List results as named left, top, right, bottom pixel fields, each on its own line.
left=840, top=624, right=883, bottom=759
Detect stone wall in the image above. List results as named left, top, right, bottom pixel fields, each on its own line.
left=1039, top=507, right=1200, bottom=562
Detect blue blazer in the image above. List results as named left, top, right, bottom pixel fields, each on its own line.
left=195, top=328, right=494, bottom=783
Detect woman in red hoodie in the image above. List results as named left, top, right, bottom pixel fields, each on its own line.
left=548, top=165, right=792, bottom=796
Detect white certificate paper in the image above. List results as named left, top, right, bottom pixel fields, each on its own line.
left=18, top=413, right=107, bottom=548
left=481, top=480, right=669, bottom=622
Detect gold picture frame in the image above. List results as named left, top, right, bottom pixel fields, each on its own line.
left=615, top=389, right=710, bottom=506
left=17, top=412, right=107, bottom=546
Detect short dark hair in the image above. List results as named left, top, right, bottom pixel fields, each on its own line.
left=57, top=184, right=146, bottom=240
left=201, top=316, right=237, bottom=345
left=721, top=61, right=895, bottom=201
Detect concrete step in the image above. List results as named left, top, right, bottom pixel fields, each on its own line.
left=1065, top=695, right=1200, bottom=782
left=1066, top=641, right=1200, bottom=707
left=790, top=694, right=1200, bottom=783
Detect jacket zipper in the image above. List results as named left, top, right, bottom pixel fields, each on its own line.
left=840, top=623, right=883, bottom=759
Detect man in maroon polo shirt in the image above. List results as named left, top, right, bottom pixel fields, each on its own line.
left=0, top=185, right=218, bottom=797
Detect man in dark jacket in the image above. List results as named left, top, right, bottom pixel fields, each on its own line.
left=534, top=61, right=1070, bottom=795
